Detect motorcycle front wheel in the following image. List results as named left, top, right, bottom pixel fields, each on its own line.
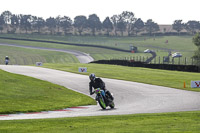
left=98, top=97, right=106, bottom=109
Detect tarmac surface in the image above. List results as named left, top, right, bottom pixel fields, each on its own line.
left=0, top=65, right=200, bottom=120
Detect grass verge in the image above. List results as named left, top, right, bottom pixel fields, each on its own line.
left=0, top=111, right=200, bottom=132
left=0, top=69, right=95, bottom=114
left=0, top=45, right=79, bottom=65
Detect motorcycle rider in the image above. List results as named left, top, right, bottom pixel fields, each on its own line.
left=89, top=73, right=114, bottom=101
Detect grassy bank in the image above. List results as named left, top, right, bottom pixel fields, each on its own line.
left=0, top=34, right=196, bottom=51
left=0, top=69, right=95, bottom=114
left=0, top=45, right=79, bottom=65
left=0, top=38, right=137, bottom=62
left=0, top=111, right=200, bottom=132
left=44, top=63, right=200, bottom=92
left=0, top=34, right=197, bottom=63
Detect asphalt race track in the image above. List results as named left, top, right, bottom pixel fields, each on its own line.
left=0, top=43, right=94, bottom=63
left=0, top=65, right=200, bottom=120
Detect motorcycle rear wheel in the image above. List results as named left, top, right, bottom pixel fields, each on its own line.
left=109, top=101, right=115, bottom=109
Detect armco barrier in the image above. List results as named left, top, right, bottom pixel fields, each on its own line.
left=91, top=60, right=200, bottom=72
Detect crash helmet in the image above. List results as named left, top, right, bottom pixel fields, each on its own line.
left=89, top=73, right=96, bottom=81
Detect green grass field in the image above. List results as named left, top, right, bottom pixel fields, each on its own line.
left=0, top=38, right=138, bottom=62
left=0, top=34, right=196, bottom=51
left=0, top=34, right=198, bottom=64
left=0, top=111, right=200, bottom=133
left=0, top=45, right=79, bottom=65
left=0, top=69, right=95, bottom=114
left=0, top=34, right=200, bottom=132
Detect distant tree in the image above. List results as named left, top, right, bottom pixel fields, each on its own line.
left=145, top=19, right=159, bottom=36
left=120, top=11, right=136, bottom=36
left=19, top=14, right=32, bottom=33
left=74, top=15, right=87, bottom=35
left=102, top=17, right=113, bottom=36
left=87, top=14, right=102, bottom=36
left=60, top=16, right=72, bottom=35
left=193, top=32, right=200, bottom=47
left=116, top=14, right=127, bottom=36
left=134, top=18, right=144, bottom=36
left=192, top=33, right=200, bottom=65
left=0, top=15, right=5, bottom=33
left=117, top=19, right=126, bottom=36
left=32, top=17, right=45, bottom=33
left=185, top=20, right=200, bottom=35
left=11, top=14, right=19, bottom=27
left=111, top=15, right=119, bottom=36
left=46, top=17, right=56, bottom=34
left=10, top=14, right=20, bottom=33
left=55, top=16, right=61, bottom=33
left=1, top=11, right=12, bottom=24
left=1, top=11, right=12, bottom=32
left=172, top=20, right=184, bottom=35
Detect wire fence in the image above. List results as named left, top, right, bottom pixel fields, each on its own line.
left=92, top=59, right=200, bottom=72
left=120, top=56, right=198, bottom=66
left=0, top=56, right=199, bottom=67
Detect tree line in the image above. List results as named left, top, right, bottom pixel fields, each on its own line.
left=0, top=10, right=199, bottom=36
left=193, top=33, right=200, bottom=65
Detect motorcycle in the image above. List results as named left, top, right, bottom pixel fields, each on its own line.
left=93, top=88, right=115, bottom=109
left=5, top=59, right=9, bottom=65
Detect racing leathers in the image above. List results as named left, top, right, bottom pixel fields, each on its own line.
left=89, top=77, right=113, bottom=100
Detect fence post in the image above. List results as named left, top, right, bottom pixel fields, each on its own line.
left=168, top=57, right=170, bottom=64
left=192, top=58, right=193, bottom=65
left=163, top=56, right=164, bottom=64
left=159, top=56, right=160, bottom=64
left=178, top=57, right=180, bottom=65
left=185, top=57, right=187, bottom=65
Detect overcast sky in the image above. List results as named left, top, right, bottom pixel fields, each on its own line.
left=1, top=0, right=200, bottom=24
